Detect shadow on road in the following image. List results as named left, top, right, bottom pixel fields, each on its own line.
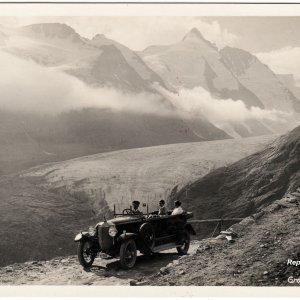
left=87, top=252, right=180, bottom=280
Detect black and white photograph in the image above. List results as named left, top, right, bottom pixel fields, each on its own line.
left=0, top=3, right=299, bottom=291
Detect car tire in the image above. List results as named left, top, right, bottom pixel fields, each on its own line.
left=176, top=230, right=190, bottom=255
left=139, top=222, right=155, bottom=251
left=78, top=239, right=95, bottom=268
left=120, top=239, right=137, bottom=269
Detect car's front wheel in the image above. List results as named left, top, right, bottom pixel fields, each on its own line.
left=119, top=239, right=137, bottom=269
left=78, top=239, right=96, bottom=268
left=176, top=230, right=190, bottom=255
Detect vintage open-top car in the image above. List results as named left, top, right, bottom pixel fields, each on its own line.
left=74, top=204, right=195, bottom=269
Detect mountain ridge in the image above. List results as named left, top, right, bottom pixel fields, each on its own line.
left=220, top=46, right=300, bottom=112
left=171, top=125, right=300, bottom=232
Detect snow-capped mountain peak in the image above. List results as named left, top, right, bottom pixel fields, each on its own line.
left=182, top=27, right=205, bottom=41
left=182, top=27, right=217, bottom=49
left=90, top=33, right=117, bottom=48
left=91, top=33, right=107, bottom=42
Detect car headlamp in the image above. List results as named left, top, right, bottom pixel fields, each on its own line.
left=108, top=225, right=118, bottom=237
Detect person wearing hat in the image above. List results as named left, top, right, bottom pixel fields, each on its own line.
left=158, top=199, right=167, bottom=215
left=132, top=200, right=142, bottom=214
left=171, top=200, right=183, bottom=215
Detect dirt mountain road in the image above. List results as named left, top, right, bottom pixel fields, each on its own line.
left=0, top=242, right=199, bottom=285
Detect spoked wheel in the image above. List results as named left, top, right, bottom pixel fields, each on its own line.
left=139, top=223, right=155, bottom=252
left=176, top=230, right=190, bottom=255
left=120, top=239, right=137, bottom=269
left=78, top=239, right=96, bottom=268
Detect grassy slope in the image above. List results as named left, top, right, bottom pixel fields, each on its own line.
left=0, top=176, right=98, bottom=267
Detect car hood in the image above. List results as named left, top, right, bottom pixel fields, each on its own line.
left=109, top=216, right=144, bottom=225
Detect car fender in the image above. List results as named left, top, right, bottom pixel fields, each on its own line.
left=184, top=223, right=196, bottom=235
left=117, top=233, right=138, bottom=243
left=74, top=231, right=91, bottom=242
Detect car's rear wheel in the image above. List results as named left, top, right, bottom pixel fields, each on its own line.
left=120, top=239, right=137, bottom=269
left=78, top=239, right=96, bottom=268
left=176, top=230, right=190, bottom=255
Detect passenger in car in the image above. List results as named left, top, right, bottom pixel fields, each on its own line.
left=171, top=200, right=184, bottom=215
left=158, top=199, right=167, bottom=215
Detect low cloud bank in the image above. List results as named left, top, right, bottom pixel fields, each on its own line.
left=0, top=50, right=170, bottom=116
left=0, top=50, right=292, bottom=132
left=157, top=85, right=291, bottom=126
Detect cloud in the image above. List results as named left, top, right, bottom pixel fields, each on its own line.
left=0, top=50, right=170, bottom=116
left=92, top=17, right=237, bottom=50
left=256, top=47, right=300, bottom=83
left=157, top=85, right=290, bottom=126
left=0, top=17, right=237, bottom=50
left=0, top=50, right=292, bottom=136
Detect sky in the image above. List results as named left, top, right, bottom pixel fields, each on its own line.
left=1, top=16, right=299, bottom=51
left=0, top=17, right=300, bottom=52
left=0, top=16, right=237, bottom=50
left=0, top=16, right=300, bottom=79
left=202, top=17, right=300, bottom=53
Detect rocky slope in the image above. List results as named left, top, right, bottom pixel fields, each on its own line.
left=141, top=28, right=300, bottom=115
left=88, top=34, right=167, bottom=90
left=1, top=192, right=299, bottom=286
left=173, top=125, right=300, bottom=219
left=220, top=46, right=300, bottom=112
left=141, top=28, right=300, bottom=137
left=168, top=124, right=300, bottom=239
left=145, top=190, right=300, bottom=286
left=16, top=23, right=166, bottom=93
left=277, top=74, right=300, bottom=108
left=141, top=28, right=263, bottom=108
left=0, top=136, right=274, bottom=267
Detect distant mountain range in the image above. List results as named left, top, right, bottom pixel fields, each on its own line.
left=220, top=46, right=300, bottom=112
left=0, top=22, right=299, bottom=164
left=141, top=27, right=300, bottom=114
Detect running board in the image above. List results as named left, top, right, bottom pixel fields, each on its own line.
left=153, top=242, right=182, bottom=253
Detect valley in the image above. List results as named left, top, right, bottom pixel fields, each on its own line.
left=0, top=135, right=275, bottom=267
left=21, top=135, right=276, bottom=215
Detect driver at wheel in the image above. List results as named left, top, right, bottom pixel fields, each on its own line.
left=132, top=200, right=143, bottom=214
left=158, top=199, right=167, bottom=215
